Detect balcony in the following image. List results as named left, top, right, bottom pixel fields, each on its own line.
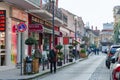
left=27, top=2, right=67, bottom=27
left=3, top=0, right=40, bottom=9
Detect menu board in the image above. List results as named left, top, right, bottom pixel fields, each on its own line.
left=0, top=10, right=6, bottom=32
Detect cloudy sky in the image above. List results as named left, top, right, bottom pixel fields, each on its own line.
left=58, top=0, right=120, bottom=30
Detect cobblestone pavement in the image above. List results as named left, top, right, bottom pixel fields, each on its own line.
left=89, top=59, right=110, bottom=80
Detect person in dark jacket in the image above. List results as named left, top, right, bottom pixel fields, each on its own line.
left=48, top=47, right=57, bottom=73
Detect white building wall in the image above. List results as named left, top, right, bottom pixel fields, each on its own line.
left=0, top=3, right=28, bottom=68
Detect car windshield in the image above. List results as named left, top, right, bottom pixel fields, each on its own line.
left=110, top=47, right=120, bottom=54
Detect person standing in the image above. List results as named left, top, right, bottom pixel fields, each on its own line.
left=48, top=47, right=57, bottom=73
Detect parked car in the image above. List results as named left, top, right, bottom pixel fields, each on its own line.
left=110, top=48, right=120, bottom=80
left=105, top=45, right=120, bottom=69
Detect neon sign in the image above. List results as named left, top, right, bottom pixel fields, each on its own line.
left=0, top=10, right=6, bottom=32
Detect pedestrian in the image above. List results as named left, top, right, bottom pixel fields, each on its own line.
left=94, top=48, right=97, bottom=55
left=33, top=45, right=42, bottom=66
left=96, top=48, right=99, bottom=55
left=48, top=47, right=57, bottom=73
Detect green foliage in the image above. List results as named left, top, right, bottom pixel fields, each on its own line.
left=68, top=45, right=73, bottom=49
left=82, top=36, right=89, bottom=42
left=80, top=44, right=85, bottom=48
left=57, top=52, right=63, bottom=61
left=25, top=37, right=38, bottom=45
left=55, top=44, right=63, bottom=51
left=80, top=49, right=86, bottom=53
left=72, top=40, right=79, bottom=46
left=56, top=44, right=63, bottom=62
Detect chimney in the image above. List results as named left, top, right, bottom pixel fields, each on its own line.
left=56, top=0, right=58, bottom=7
left=96, top=26, right=97, bottom=30
left=91, top=26, right=93, bottom=30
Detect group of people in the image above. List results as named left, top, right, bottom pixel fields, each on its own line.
left=87, top=47, right=100, bottom=55
left=32, top=46, right=57, bottom=73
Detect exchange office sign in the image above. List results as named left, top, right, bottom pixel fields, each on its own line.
left=0, top=10, right=6, bottom=32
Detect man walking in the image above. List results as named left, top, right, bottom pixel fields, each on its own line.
left=48, top=47, right=57, bottom=73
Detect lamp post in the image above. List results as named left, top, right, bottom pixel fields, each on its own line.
left=52, top=0, right=55, bottom=47
left=74, top=16, right=77, bottom=60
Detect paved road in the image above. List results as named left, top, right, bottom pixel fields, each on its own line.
left=89, top=55, right=110, bottom=80
left=33, top=53, right=109, bottom=80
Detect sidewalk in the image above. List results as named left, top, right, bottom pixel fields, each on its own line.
left=0, top=58, right=87, bottom=80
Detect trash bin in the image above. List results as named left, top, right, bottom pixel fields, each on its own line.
left=24, top=56, right=33, bottom=74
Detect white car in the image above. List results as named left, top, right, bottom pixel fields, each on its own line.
left=110, top=48, right=120, bottom=80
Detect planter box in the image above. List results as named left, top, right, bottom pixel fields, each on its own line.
left=80, top=53, right=87, bottom=58
left=57, top=61, right=62, bottom=66
left=32, top=59, right=39, bottom=73
left=69, top=59, right=73, bottom=62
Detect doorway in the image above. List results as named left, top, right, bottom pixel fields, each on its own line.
left=0, top=32, right=6, bottom=66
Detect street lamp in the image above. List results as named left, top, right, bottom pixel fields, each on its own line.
left=74, top=16, right=78, bottom=60
left=51, top=0, right=55, bottom=47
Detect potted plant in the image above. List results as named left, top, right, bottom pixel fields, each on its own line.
left=24, top=37, right=40, bottom=74
left=80, top=48, right=87, bottom=58
left=72, top=40, right=79, bottom=47
left=68, top=45, right=74, bottom=62
left=25, top=37, right=37, bottom=45
left=55, top=44, right=63, bottom=66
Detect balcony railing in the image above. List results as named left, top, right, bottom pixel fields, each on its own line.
left=42, top=3, right=67, bottom=24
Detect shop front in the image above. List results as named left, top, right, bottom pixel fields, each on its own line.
left=0, top=10, right=6, bottom=66
left=28, top=14, right=60, bottom=55
left=0, top=4, right=28, bottom=66
left=11, top=7, right=28, bottom=65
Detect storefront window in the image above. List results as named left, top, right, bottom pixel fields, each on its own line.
left=43, top=36, right=50, bottom=51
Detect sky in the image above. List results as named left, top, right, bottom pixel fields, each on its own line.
left=58, top=0, right=120, bottom=30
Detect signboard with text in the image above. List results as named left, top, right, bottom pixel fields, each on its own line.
left=29, top=24, right=43, bottom=33
left=0, top=10, right=6, bottom=32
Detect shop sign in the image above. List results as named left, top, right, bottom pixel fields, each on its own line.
left=29, top=24, right=43, bottom=33
left=55, top=31, right=60, bottom=35
left=29, top=14, right=53, bottom=28
left=31, top=15, right=44, bottom=24
left=63, top=37, right=69, bottom=45
left=0, top=10, right=6, bottom=32
left=44, top=27, right=52, bottom=34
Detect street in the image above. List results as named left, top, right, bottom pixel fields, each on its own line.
left=33, top=53, right=110, bottom=80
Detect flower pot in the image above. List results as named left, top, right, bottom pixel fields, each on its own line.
left=69, top=59, right=73, bottom=62
left=57, top=61, right=62, bottom=66
left=80, top=53, right=87, bottom=58
left=32, top=58, right=39, bottom=73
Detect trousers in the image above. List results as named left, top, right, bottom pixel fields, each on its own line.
left=50, top=61, right=56, bottom=73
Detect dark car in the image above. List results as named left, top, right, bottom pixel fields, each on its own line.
left=105, top=45, right=120, bottom=69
